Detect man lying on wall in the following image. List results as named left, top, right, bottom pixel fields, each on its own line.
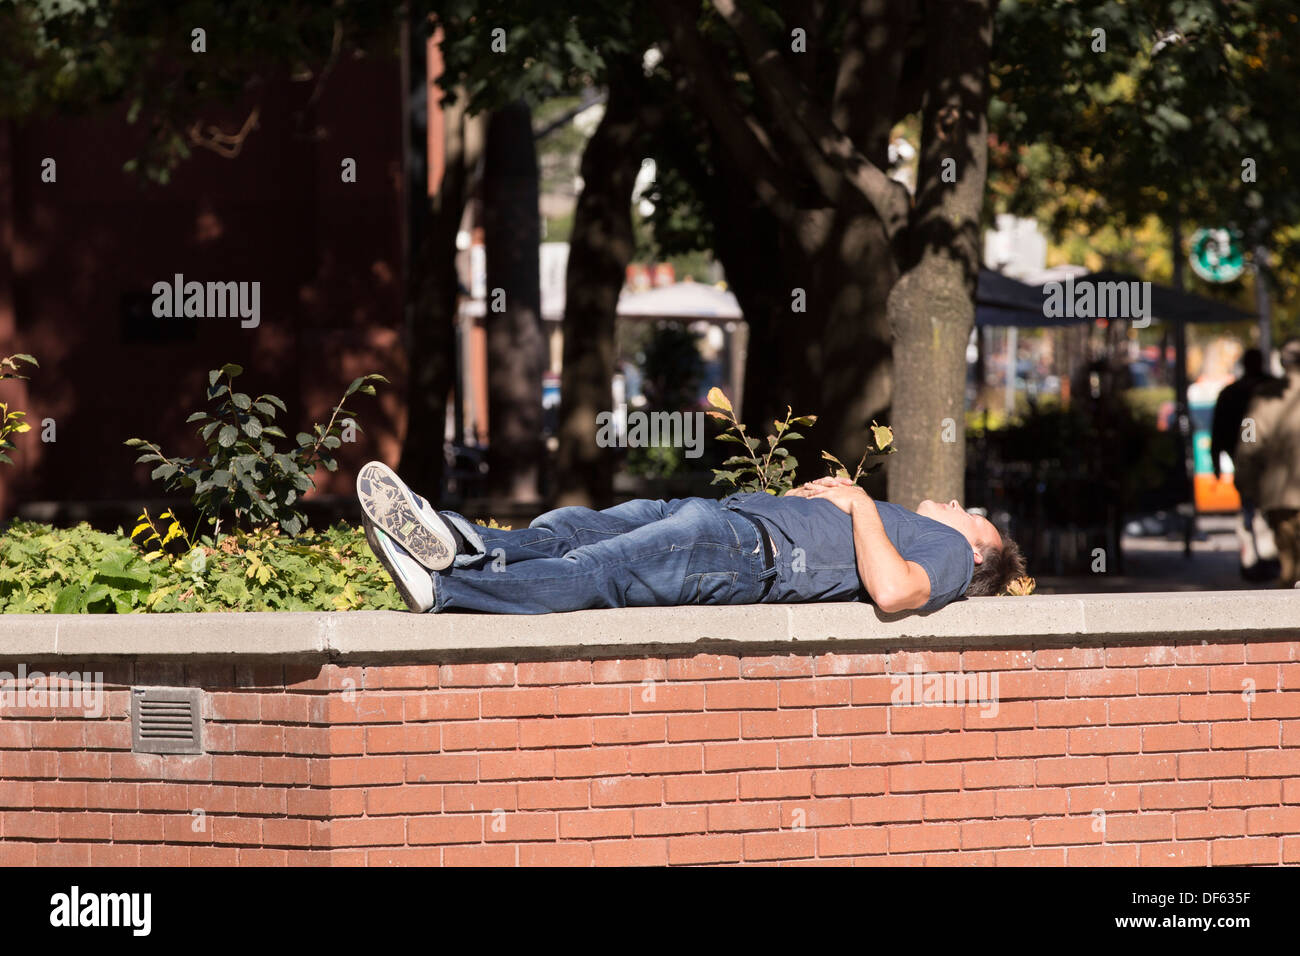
left=355, top=462, right=1025, bottom=615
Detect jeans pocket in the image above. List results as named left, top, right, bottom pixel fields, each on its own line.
left=684, top=571, right=738, bottom=605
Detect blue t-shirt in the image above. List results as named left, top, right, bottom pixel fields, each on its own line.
left=720, top=493, right=974, bottom=611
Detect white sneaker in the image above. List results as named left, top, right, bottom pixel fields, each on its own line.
left=356, top=461, right=457, bottom=571
left=364, top=522, right=435, bottom=613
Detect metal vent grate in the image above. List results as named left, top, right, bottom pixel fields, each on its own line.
left=131, top=687, right=203, bottom=755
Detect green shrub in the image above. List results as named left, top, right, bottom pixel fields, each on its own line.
left=0, top=520, right=405, bottom=613
left=0, top=353, right=37, bottom=466
left=126, top=363, right=386, bottom=537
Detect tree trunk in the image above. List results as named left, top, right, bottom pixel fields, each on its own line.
left=482, top=100, right=545, bottom=502
left=886, top=0, right=993, bottom=510
left=398, top=24, right=480, bottom=499
left=554, top=60, right=663, bottom=508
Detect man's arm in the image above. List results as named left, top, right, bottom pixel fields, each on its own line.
left=791, top=478, right=930, bottom=613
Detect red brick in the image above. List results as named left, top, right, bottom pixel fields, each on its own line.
left=631, top=683, right=706, bottom=713
left=1211, top=717, right=1280, bottom=753
left=590, top=776, right=662, bottom=808
left=960, top=819, right=1032, bottom=850
left=1069, top=726, right=1141, bottom=755
left=555, top=747, right=630, bottom=779
left=923, top=790, right=996, bottom=821
left=363, top=664, right=438, bottom=689
left=1246, top=806, right=1300, bottom=835
left=559, top=809, right=634, bottom=840
left=964, top=700, right=1035, bottom=731
left=739, top=770, right=813, bottom=800
left=961, top=649, right=1033, bottom=671
left=850, top=735, right=924, bottom=764
left=665, top=773, right=737, bottom=804
left=1175, top=643, right=1245, bottom=665
left=851, top=676, right=899, bottom=705
left=479, top=688, right=555, bottom=718
left=851, top=795, right=924, bottom=824
left=1068, top=844, right=1140, bottom=866
left=1211, top=837, right=1279, bottom=865
left=1174, top=808, right=1246, bottom=840
left=1141, top=723, right=1209, bottom=753
left=407, top=815, right=483, bottom=845
left=556, top=686, right=630, bottom=716
left=963, top=759, right=1035, bottom=789
left=1069, top=784, right=1141, bottom=814
left=365, top=847, right=442, bottom=865
left=1064, top=669, right=1138, bottom=697
left=741, top=709, right=815, bottom=739
left=667, top=834, right=742, bottom=864
left=888, top=706, right=962, bottom=733
left=994, top=847, right=1065, bottom=865
left=778, top=738, right=851, bottom=768
left=1103, top=812, right=1172, bottom=842
left=812, top=767, right=887, bottom=797
left=1140, top=841, right=1209, bottom=866
left=440, top=720, right=518, bottom=752
left=405, top=692, right=479, bottom=722
left=743, top=830, right=816, bottom=861
left=592, top=838, right=669, bottom=866
left=1105, top=645, right=1177, bottom=667
left=994, top=671, right=1068, bottom=700
left=366, top=784, right=445, bottom=815
left=1035, top=756, right=1107, bottom=786
left=1254, top=692, right=1300, bottom=719
left=1211, top=778, right=1281, bottom=807
left=1247, top=750, right=1300, bottom=777
left=516, top=661, right=592, bottom=685
left=1177, top=750, right=1248, bottom=779
left=1108, top=753, right=1178, bottom=782
left=516, top=779, right=588, bottom=810
left=814, top=653, right=889, bottom=676
left=478, top=751, right=554, bottom=781
left=741, top=656, right=815, bottom=678
left=1034, top=647, right=1107, bottom=669
left=1106, top=696, right=1179, bottom=725
left=635, top=805, right=709, bottom=836
left=890, top=651, right=961, bottom=672
left=627, top=745, right=703, bottom=776
left=889, top=764, right=961, bottom=793
left=365, top=724, right=440, bottom=754
left=519, top=843, right=593, bottom=866
left=818, top=827, right=889, bottom=857
left=781, top=798, right=851, bottom=829
left=814, top=707, right=886, bottom=737
left=332, top=756, right=404, bottom=787
left=592, top=659, right=668, bottom=683
left=1137, top=667, right=1208, bottom=694
left=1031, top=816, right=1103, bottom=846
left=406, top=754, right=478, bottom=783
left=327, top=694, right=405, bottom=723
left=925, top=732, right=996, bottom=762
left=484, top=811, right=557, bottom=842
left=996, top=729, right=1067, bottom=758
left=778, top=678, right=851, bottom=708
left=518, top=717, right=592, bottom=749
left=704, top=741, right=778, bottom=772
left=113, top=812, right=169, bottom=842
left=1212, top=664, right=1282, bottom=693
left=704, top=682, right=779, bottom=711
left=891, top=822, right=960, bottom=852
left=668, top=712, right=740, bottom=743
left=993, top=788, right=1069, bottom=818
left=1180, top=693, right=1250, bottom=721
left=437, top=662, right=515, bottom=687
left=592, top=715, right=666, bottom=745
left=443, top=844, right=517, bottom=866
left=666, top=654, right=740, bottom=680
left=1246, top=642, right=1300, bottom=663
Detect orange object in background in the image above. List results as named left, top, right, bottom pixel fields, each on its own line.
left=1195, top=471, right=1242, bottom=514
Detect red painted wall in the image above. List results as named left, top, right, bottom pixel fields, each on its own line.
left=1, top=640, right=1298, bottom=865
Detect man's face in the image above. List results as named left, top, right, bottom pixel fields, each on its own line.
left=916, top=499, right=1002, bottom=564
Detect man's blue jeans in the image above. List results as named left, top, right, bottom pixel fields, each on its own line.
left=431, top=498, right=772, bottom=614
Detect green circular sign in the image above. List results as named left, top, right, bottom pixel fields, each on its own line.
left=1189, top=228, right=1245, bottom=283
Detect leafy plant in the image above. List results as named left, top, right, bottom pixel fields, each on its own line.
left=126, top=364, right=386, bottom=537
left=820, top=422, right=896, bottom=483
left=0, top=353, right=37, bottom=466
left=706, top=387, right=813, bottom=496
left=705, top=387, right=896, bottom=495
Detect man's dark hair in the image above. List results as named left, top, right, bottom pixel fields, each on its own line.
left=1242, top=348, right=1264, bottom=376
left=966, top=535, right=1026, bottom=597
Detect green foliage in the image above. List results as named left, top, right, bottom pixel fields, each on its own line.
left=706, top=388, right=814, bottom=496
left=126, top=364, right=387, bottom=537
left=0, top=353, right=37, bottom=466
left=0, top=519, right=405, bottom=614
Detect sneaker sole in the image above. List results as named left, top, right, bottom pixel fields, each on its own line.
left=364, top=521, right=432, bottom=613
left=356, top=461, right=454, bottom=571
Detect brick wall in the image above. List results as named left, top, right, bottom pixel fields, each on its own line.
left=2, top=641, right=1299, bottom=865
